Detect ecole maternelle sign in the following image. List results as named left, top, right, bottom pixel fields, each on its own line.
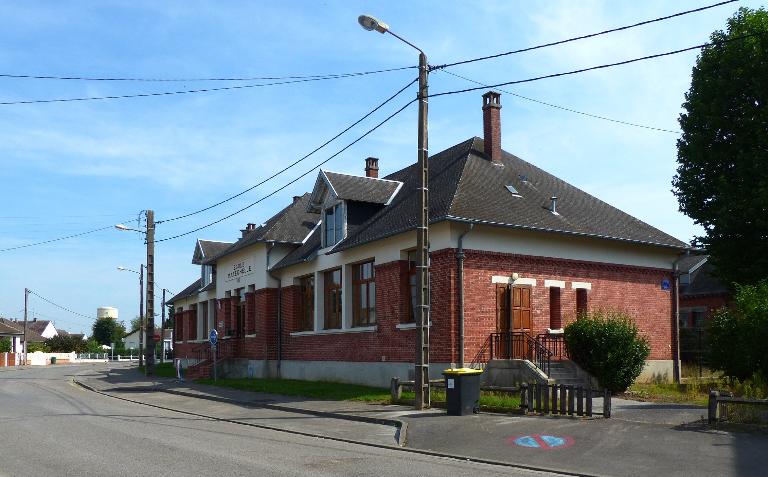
left=225, top=259, right=254, bottom=282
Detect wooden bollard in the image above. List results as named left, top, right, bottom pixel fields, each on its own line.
left=603, top=389, right=612, bottom=418
left=577, top=386, right=584, bottom=416
left=390, top=377, right=401, bottom=401
left=520, top=383, right=529, bottom=413
left=708, top=390, right=719, bottom=424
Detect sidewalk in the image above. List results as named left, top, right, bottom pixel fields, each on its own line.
left=75, top=364, right=768, bottom=477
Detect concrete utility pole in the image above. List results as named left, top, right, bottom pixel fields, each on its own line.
left=139, top=265, right=144, bottom=369
left=23, top=288, right=29, bottom=365
left=358, top=14, right=430, bottom=410
left=160, top=288, right=166, bottom=365
left=145, top=210, right=155, bottom=376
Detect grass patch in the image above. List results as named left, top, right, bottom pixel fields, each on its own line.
left=195, top=377, right=392, bottom=402
left=137, top=362, right=177, bottom=378
left=622, top=383, right=710, bottom=406
left=398, top=389, right=521, bottom=413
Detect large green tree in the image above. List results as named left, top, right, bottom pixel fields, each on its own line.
left=673, top=7, right=768, bottom=286
left=91, top=317, right=126, bottom=346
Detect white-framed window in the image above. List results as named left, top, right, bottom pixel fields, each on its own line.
left=323, top=203, right=344, bottom=247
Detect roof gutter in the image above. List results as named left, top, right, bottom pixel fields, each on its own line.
left=456, top=223, right=474, bottom=368
left=671, top=250, right=692, bottom=385
left=266, top=243, right=283, bottom=379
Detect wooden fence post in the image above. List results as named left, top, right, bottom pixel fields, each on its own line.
left=521, top=383, right=528, bottom=413
left=708, top=390, right=719, bottom=424
left=535, top=383, right=542, bottom=413
left=577, top=386, right=584, bottom=416
left=586, top=387, right=593, bottom=417
left=559, top=384, right=567, bottom=415
left=390, top=377, right=401, bottom=402
left=603, top=389, right=612, bottom=418
left=551, top=384, right=557, bottom=414
left=543, top=383, right=550, bottom=414
left=567, top=386, right=575, bottom=415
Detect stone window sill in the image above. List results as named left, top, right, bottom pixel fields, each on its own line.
left=396, top=322, right=432, bottom=330
left=290, top=326, right=377, bottom=337
left=244, top=334, right=257, bottom=338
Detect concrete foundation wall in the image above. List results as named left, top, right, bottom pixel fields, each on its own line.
left=636, top=360, right=674, bottom=383
left=482, top=359, right=549, bottom=386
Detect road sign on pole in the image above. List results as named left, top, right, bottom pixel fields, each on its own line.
left=210, top=329, right=218, bottom=382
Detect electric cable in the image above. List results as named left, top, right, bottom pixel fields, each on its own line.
left=153, top=98, right=416, bottom=243
left=0, top=70, right=413, bottom=106
left=431, top=0, right=739, bottom=70
left=158, top=76, right=419, bottom=223
left=0, top=225, right=116, bottom=252
left=27, top=290, right=94, bottom=320
left=0, top=66, right=415, bottom=82
left=430, top=33, right=763, bottom=99
left=440, top=69, right=679, bottom=134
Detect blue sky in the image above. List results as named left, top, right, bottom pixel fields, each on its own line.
left=0, top=0, right=758, bottom=334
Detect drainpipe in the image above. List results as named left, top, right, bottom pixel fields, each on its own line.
left=456, top=224, right=474, bottom=368
left=672, top=252, right=689, bottom=384
left=266, top=243, right=282, bottom=379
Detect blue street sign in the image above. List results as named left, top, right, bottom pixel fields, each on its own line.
left=209, top=329, right=218, bottom=346
left=661, top=279, right=671, bottom=290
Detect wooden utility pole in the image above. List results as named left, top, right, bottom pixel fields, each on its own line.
left=23, top=288, right=29, bottom=365
left=415, top=51, right=430, bottom=410
left=139, top=265, right=144, bottom=369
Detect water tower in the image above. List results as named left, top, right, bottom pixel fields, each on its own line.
left=97, top=307, right=118, bottom=320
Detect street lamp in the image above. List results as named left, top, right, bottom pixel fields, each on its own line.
left=359, top=14, right=431, bottom=410
left=117, top=265, right=145, bottom=370
left=115, top=210, right=156, bottom=377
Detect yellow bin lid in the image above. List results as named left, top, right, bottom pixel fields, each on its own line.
left=443, top=367, right=483, bottom=375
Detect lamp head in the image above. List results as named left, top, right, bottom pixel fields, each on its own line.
left=115, top=223, right=129, bottom=231
left=358, top=14, right=389, bottom=33
left=117, top=266, right=126, bottom=271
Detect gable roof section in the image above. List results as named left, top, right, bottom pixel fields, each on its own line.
left=166, top=278, right=203, bottom=305
left=193, top=240, right=233, bottom=265
left=27, top=320, right=53, bottom=336
left=0, top=318, right=23, bottom=336
left=313, top=171, right=402, bottom=207
left=333, top=137, right=688, bottom=253
left=272, top=226, right=321, bottom=270
left=205, top=193, right=319, bottom=264
left=681, top=258, right=729, bottom=297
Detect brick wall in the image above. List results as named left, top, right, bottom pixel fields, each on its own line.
left=680, top=294, right=729, bottom=321
left=460, top=250, right=674, bottom=361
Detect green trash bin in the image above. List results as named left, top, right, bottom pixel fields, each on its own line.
left=50, top=357, right=57, bottom=365
left=443, top=368, right=483, bottom=415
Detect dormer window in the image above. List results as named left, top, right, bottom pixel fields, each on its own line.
left=324, top=203, right=344, bottom=247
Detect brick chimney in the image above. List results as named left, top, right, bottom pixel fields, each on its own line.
left=365, top=157, right=379, bottom=178
left=482, top=91, right=502, bottom=164
left=241, top=223, right=256, bottom=237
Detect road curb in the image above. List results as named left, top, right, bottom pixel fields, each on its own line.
left=73, top=378, right=597, bottom=477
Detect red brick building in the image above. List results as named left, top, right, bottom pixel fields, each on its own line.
left=170, top=91, right=689, bottom=386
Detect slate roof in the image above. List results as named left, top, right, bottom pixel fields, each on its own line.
left=275, top=137, right=688, bottom=270
left=205, top=193, right=319, bottom=264
left=166, top=279, right=203, bottom=305
left=0, top=318, right=23, bottom=336
left=319, top=171, right=401, bottom=206
left=680, top=257, right=729, bottom=297
left=27, top=320, right=53, bottom=336
left=192, top=240, right=233, bottom=265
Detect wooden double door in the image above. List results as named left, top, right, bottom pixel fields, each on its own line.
left=495, top=284, right=532, bottom=358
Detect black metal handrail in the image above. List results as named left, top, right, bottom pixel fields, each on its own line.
left=469, top=334, right=493, bottom=369
left=490, top=331, right=553, bottom=376
left=537, top=333, right=568, bottom=360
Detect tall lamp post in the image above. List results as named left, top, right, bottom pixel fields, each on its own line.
left=116, top=209, right=156, bottom=377
left=117, top=265, right=145, bottom=370
left=359, top=14, right=430, bottom=410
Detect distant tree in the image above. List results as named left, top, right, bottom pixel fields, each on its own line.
left=91, top=317, right=126, bottom=346
left=165, top=305, right=174, bottom=329
left=130, top=316, right=142, bottom=333
left=26, top=342, right=49, bottom=353
left=85, top=338, right=103, bottom=353
left=45, top=335, right=88, bottom=353
left=0, top=337, right=10, bottom=353
left=673, top=7, right=768, bottom=286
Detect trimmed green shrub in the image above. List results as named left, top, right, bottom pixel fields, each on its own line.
left=564, top=310, right=650, bottom=393
left=0, top=337, right=10, bottom=353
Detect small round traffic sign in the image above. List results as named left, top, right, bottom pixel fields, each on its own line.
left=507, top=434, right=574, bottom=450
left=209, top=329, right=218, bottom=345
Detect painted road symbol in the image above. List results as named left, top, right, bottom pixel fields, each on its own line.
left=507, top=434, right=574, bottom=450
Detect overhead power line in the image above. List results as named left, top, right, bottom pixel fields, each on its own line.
left=440, top=69, right=679, bottom=134
left=0, top=70, right=413, bottom=106
left=159, top=76, right=419, bottom=224
left=154, top=98, right=416, bottom=243
left=432, top=0, right=739, bottom=70
left=0, top=225, right=116, bottom=253
left=430, top=33, right=763, bottom=99
left=0, top=65, right=415, bottom=82
left=28, top=290, right=93, bottom=320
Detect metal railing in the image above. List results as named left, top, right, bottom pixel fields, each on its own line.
left=537, top=333, right=568, bottom=361
left=469, top=334, right=493, bottom=369
left=490, top=331, right=553, bottom=376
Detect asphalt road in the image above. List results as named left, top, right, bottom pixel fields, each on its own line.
left=0, top=365, right=555, bottom=477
